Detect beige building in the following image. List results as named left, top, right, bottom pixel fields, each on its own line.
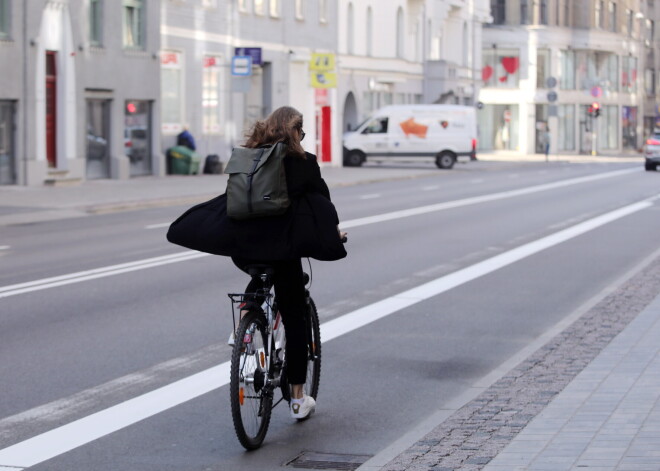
left=480, top=0, right=658, bottom=155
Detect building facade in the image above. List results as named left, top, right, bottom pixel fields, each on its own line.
left=480, top=0, right=656, bottom=155
left=161, top=0, right=339, bottom=165
left=337, top=0, right=491, bottom=137
left=0, top=0, right=161, bottom=186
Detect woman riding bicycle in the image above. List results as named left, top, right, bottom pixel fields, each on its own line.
left=218, top=106, right=346, bottom=419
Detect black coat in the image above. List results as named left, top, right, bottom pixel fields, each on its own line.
left=167, top=152, right=347, bottom=261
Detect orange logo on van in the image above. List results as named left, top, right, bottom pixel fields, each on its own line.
left=440, top=121, right=449, bottom=129
left=400, top=118, right=428, bottom=138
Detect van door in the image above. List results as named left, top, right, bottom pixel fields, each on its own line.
left=359, top=117, right=389, bottom=156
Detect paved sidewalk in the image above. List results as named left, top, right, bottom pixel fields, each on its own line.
left=483, top=294, right=660, bottom=471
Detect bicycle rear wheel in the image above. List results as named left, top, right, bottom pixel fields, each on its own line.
left=304, top=297, right=322, bottom=399
left=230, top=310, right=272, bottom=450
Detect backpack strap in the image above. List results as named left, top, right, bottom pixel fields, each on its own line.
left=246, top=147, right=266, bottom=215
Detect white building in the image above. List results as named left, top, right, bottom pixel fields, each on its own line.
left=337, top=0, right=491, bottom=158
left=479, top=0, right=656, bottom=156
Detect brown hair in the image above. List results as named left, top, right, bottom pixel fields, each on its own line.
left=244, top=106, right=306, bottom=158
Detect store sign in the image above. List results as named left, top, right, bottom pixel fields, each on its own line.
left=310, top=53, right=336, bottom=89
left=311, top=72, right=337, bottom=89
left=161, top=51, right=180, bottom=67
left=235, top=47, right=262, bottom=66
left=231, top=55, right=252, bottom=76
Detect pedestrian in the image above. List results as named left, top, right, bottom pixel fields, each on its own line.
left=543, top=126, right=551, bottom=159
left=176, top=125, right=196, bottom=151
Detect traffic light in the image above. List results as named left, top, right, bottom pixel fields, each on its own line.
left=592, top=102, right=601, bottom=118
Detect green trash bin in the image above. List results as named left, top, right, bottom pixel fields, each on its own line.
left=167, top=146, right=202, bottom=175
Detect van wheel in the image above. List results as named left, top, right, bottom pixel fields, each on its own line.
left=344, top=151, right=364, bottom=167
left=436, top=151, right=456, bottom=169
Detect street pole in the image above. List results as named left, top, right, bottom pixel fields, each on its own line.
left=591, top=116, right=596, bottom=156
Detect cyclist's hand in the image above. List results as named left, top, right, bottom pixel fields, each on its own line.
left=339, top=231, right=348, bottom=243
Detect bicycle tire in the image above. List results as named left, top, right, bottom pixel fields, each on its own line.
left=230, top=310, right=272, bottom=450
left=304, top=297, right=322, bottom=399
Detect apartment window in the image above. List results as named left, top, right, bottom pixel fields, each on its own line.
left=491, top=0, right=505, bottom=24
left=269, top=0, right=279, bottom=17
left=609, top=1, right=616, bottom=32
left=647, top=19, right=654, bottom=45
left=366, top=7, right=373, bottom=56
left=202, top=56, right=222, bottom=134
left=202, top=0, right=217, bottom=7
left=560, top=49, right=575, bottom=89
left=595, top=0, right=603, bottom=28
left=540, top=0, right=548, bottom=25
left=347, top=3, right=354, bottom=54
left=520, top=0, right=529, bottom=24
left=645, top=68, right=655, bottom=95
left=123, top=0, right=145, bottom=49
left=482, top=48, right=520, bottom=88
left=89, top=0, right=102, bottom=46
left=238, top=0, right=249, bottom=13
left=564, top=0, right=570, bottom=26
left=396, top=7, right=404, bottom=58
left=536, top=49, right=550, bottom=87
left=319, top=0, right=327, bottom=23
left=622, top=56, right=637, bottom=93
left=0, top=0, right=10, bottom=39
left=626, top=9, right=633, bottom=37
left=161, top=51, right=183, bottom=134
left=295, top=0, right=303, bottom=20
left=254, top=0, right=265, bottom=15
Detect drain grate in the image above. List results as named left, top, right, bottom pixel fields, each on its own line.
left=285, top=451, right=372, bottom=470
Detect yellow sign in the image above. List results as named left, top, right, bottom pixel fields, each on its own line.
left=310, top=53, right=336, bottom=71
left=311, top=72, right=337, bottom=89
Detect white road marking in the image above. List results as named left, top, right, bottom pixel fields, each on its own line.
left=0, top=246, right=10, bottom=250
left=145, top=223, right=171, bottom=229
left=470, top=178, right=485, bottom=183
left=359, top=193, right=381, bottom=200
left=0, top=167, right=641, bottom=300
left=0, top=197, right=653, bottom=469
left=422, top=185, right=439, bottom=191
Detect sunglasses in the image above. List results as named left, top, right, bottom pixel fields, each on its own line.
left=300, top=130, right=306, bottom=141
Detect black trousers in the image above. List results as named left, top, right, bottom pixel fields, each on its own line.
left=232, top=257, right=308, bottom=385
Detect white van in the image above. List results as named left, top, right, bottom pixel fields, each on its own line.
left=343, top=104, right=477, bottom=169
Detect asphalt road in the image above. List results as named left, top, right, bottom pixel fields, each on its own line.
left=1, top=161, right=659, bottom=470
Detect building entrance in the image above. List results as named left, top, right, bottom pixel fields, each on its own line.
left=46, top=51, right=57, bottom=168
left=86, top=99, right=111, bottom=179
left=0, top=101, right=16, bottom=185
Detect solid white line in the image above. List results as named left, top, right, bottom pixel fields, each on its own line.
left=0, top=167, right=640, bottom=300
left=145, top=223, right=171, bottom=229
left=359, top=193, right=381, bottom=200
left=0, top=197, right=652, bottom=469
left=0, top=246, right=10, bottom=251
left=341, top=167, right=638, bottom=229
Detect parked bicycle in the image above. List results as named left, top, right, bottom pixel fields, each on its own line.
left=228, top=264, right=321, bottom=450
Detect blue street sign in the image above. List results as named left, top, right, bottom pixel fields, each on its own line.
left=235, top=47, right=262, bottom=66
left=231, top=55, right=252, bottom=76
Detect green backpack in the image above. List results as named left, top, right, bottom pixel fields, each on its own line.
left=225, top=142, right=290, bottom=219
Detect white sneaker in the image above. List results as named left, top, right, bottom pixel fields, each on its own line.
left=290, top=394, right=316, bottom=420
left=227, top=331, right=235, bottom=346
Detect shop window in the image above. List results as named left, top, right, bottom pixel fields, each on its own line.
left=0, top=101, right=15, bottom=184
left=477, top=104, right=519, bottom=151
left=125, top=100, right=152, bottom=176
left=161, top=51, right=183, bottom=134
left=622, top=106, right=638, bottom=149
left=202, top=55, right=222, bottom=135
left=0, top=0, right=9, bottom=40
left=597, top=105, right=618, bottom=150
left=90, top=0, right=102, bottom=46
left=558, top=104, right=576, bottom=151
left=123, top=0, right=145, bottom=49
left=482, top=48, right=520, bottom=88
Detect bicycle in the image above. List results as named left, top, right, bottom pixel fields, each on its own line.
left=228, top=264, right=322, bottom=450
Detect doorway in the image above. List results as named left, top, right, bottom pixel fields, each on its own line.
left=86, top=99, right=111, bottom=179
left=0, top=101, right=16, bottom=185
left=46, top=51, right=57, bottom=168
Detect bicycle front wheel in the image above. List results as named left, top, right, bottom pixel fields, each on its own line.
left=304, top=297, right=322, bottom=399
left=230, top=310, right=272, bottom=450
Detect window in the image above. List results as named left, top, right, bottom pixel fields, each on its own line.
left=645, top=68, right=655, bottom=95
left=319, top=0, right=327, bottom=23
left=609, top=1, right=616, bottom=32
left=622, top=56, right=637, bottom=93
left=558, top=105, right=575, bottom=151
left=491, top=0, right=505, bottom=24
left=622, top=106, right=637, bottom=149
left=482, top=48, right=521, bottom=88
left=238, top=0, right=249, bottom=13
left=0, top=0, right=10, bottom=39
left=269, top=0, right=279, bottom=17
left=202, top=56, right=222, bottom=135
left=161, top=51, right=183, bottom=134
left=626, top=9, right=633, bottom=37
left=536, top=49, right=550, bottom=88
left=254, top=0, right=265, bottom=15
left=202, top=0, right=217, bottom=7
left=520, top=0, right=529, bottom=24
left=396, top=7, right=404, bottom=58
left=366, top=7, right=373, bottom=56
left=597, top=105, right=618, bottom=150
left=646, top=19, right=654, bottom=45
left=559, top=50, right=575, bottom=89
left=123, top=0, right=145, bottom=49
left=89, top=0, right=102, bottom=46
left=362, top=117, right=388, bottom=134
left=564, top=0, right=570, bottom=26
left=295, top=0, right=303, bottom=20
left=347, top=3, right=354, bottom=54
left=540, top=0, right=548, bottom=25
left=595, top=0, right=603, bottom=28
